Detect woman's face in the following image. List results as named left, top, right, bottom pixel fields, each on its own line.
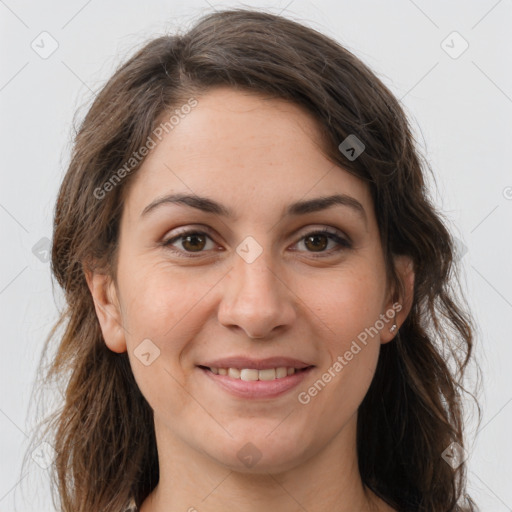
left=90, top=86, right=411, bottom=473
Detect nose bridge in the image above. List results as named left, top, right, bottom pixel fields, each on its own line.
left=236, top=247, right=279, bottom=296
left=218, top=240, right=295, bottom=338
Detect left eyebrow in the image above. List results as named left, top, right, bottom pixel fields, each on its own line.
left=140, top=193, right=367, bottom=226
left=285, top=194, right=367, bottom=225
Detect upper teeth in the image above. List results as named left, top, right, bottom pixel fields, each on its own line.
left=210, top=367, right=297, bottom=380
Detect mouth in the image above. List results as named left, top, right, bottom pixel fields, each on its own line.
left=198, top=365, right=312, bottom=381
left=196, top=362, right=315, bottom=399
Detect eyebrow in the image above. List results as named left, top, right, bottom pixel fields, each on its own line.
left=140, top=193, right=367, bottom=224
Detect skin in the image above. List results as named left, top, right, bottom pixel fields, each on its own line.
left=86, top=86, right=414, bottom=512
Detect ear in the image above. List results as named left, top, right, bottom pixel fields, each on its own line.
left=83, top=265, right=127, bottom=353
left=380, top=254, right=415, bottom=344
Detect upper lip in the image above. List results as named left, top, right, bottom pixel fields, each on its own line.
left=198, top=357, right=314, bottom=370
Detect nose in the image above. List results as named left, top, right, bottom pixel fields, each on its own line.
left=217, top=249, right=297, bottom=339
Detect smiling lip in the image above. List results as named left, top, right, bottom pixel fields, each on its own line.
left=198, top=356, right=313, bottom=370
left=197, top=356, right=315, bottom=399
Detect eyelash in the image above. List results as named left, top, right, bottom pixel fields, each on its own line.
left=161, top=227, right=352, bottom=259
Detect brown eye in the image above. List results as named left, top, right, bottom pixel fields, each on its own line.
left=294, top=229, right=351, bottom=256
left=304, top=233, right=329, bottom=252
left=162, top=227, right=351, bottom=259
left=181, top=233, right=207, bottom=252
left=162, top=230, right=216, bottom=256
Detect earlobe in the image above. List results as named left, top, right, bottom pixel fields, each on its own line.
left=84, top=266, right=127, bottom=353
left=381, top=255, right=415, bottom=344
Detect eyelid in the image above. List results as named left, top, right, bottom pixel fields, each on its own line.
left=291, top=226, right=352, bottom=255
left=162, top=226, right=219, bottom=251
left=161, top=224, right=352, bottom=258
left=163, top=224, right=349, bottom=242
left=294, top=225, right=346, bottom=239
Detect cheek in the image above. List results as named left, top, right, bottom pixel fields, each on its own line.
left=116, top=260, right=208, bottom=388
left=302, top=264, right=386, bottom=347
left=295, top=266, right=385, bottom=407
left=295, top=275, right=383, bottom=434
left=118, top=261, right=213, bottom=415
left=118, top=257, right=212, bottom=340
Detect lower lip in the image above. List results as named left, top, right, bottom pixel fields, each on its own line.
left=198, top=366, right=314, bottom=399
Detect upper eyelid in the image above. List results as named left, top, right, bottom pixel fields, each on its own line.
left=164, top=224, right=347, bottom=239
left=163, top=225, right=350, bottom=248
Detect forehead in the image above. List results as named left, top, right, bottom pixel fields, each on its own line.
left=122, top=86, right=373, bottom=223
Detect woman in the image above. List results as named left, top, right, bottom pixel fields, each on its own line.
left=25, top=8, right=480, bottom=512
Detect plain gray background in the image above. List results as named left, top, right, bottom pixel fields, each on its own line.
left=1, top=0, right=511, bottom=510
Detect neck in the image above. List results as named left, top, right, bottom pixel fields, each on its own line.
left=140, top=413, right=393, bottom=512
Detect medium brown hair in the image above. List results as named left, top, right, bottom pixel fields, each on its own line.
left=23, top=8, right=481, bottom=512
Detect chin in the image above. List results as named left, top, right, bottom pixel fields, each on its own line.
left=208, top=432, right=310, bottom=474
